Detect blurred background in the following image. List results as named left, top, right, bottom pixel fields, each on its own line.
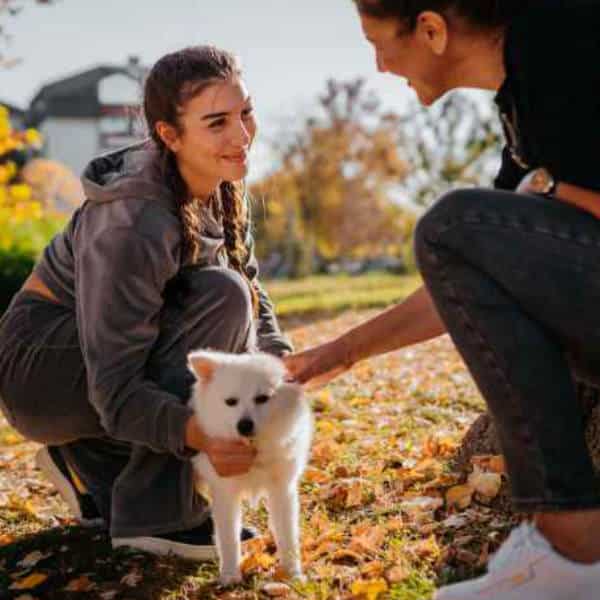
left=0, top=0, right=504, bottom=317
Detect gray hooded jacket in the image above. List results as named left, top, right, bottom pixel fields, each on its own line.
left=33, top=140, right=292, bottom=459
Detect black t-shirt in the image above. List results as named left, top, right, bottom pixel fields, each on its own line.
left=494, top=0, right=600, bottom=192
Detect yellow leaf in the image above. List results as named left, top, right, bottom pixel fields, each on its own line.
left=446, top=484, right=474, bottom=510
left=9, top=572, right=48, bottom=590
left=468, top=468, right=502, bottom=499
left=240, top=551, right=277, bottom=574
left=385, top=564, right=409, bottom=583
left=303, top=466, right=330, bottom=484
left=351, top=578, right=388, bottom=600
left=345, top=479, right=364, bottom=508
left=63, top=575, right=95, bottom=592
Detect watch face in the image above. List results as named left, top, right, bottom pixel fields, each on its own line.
left=531, top=168, right=553, bottom=194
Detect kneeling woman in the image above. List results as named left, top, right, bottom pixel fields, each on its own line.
left=0, top=45, right=292, bottom=559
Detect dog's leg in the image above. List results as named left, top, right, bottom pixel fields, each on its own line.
left=211, top=489, right=243, bottom=585
left=266, top=483, right=303, bottom=579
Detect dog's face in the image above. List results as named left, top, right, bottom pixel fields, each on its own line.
left=188, top=350, right=302, bottom=440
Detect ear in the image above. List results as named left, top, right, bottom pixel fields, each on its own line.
left=188, top=353, right=216, bottom=384
left=155, top=120, right=181, bottom=153
left=415, top=10, right=449, bottom=56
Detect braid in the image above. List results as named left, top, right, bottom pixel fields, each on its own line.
left=220, top=180, right=260, bottom=315
left=154, top=138, right=203, bottom=265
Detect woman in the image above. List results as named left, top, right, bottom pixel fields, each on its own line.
left=0, top=45, right=292, bottom=560
left=284, top=1, right=600, bottom=598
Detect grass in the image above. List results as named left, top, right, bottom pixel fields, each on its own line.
left=264, top=272, right=422, bottom=319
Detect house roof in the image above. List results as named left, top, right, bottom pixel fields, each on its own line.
left=27, top=59, right=147, bottom=125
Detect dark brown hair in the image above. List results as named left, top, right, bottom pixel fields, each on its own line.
left=354, top=0, right=531, bottom=30
left=143, top=45, right=259, bottom=312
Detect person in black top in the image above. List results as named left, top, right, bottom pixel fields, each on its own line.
left=284, top=1, right=600, bottom=597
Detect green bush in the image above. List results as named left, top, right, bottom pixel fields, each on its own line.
left=0, top=248, right=36, bottom=314
left=0, top=215, right=65, bottom=315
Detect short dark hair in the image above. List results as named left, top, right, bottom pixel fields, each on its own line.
left=354, top=0, right=531, bottom=30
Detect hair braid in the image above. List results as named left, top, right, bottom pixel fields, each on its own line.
left=220, top=180, right=260, bottom=315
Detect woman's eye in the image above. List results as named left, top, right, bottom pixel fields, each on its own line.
left=242, top=107, right=254, bottom=118
left=225, top=397, right=238, bottom=407
left=209, top=118, right=226, bottom=129
left=255, top=395, right=269, bottom=405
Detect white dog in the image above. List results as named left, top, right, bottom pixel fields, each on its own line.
left=188, top=349, right=312, bottom=585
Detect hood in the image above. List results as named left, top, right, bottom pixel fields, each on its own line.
left=81, top=139, right=178, bottom=215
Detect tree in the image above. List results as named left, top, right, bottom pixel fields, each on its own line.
left=393, top=93, right=502, bottom=209
left=252, top=78, right=411, bottom=277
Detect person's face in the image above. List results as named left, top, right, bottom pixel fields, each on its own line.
left=161, top=77, right=257, bottom=188
left=360, top=12, right=448, bottom=106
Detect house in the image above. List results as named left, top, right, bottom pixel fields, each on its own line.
left=26, top=56, right=147, bottom=176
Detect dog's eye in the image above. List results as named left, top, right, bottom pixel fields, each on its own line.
left=255, top=395, right=270, bottom=405
left=225, top=397, right=239, bottom=407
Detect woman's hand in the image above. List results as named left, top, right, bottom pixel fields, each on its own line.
left=185, top=417, right=256, bottom=477
left=282, top=339, right=354, bottom=389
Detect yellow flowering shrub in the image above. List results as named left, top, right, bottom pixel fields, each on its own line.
left=0, top=104, right=47, bottom=250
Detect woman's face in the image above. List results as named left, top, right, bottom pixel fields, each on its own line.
left=168, top=77, right=257, bottom=192
left=359, top=12, right=448, bottom=106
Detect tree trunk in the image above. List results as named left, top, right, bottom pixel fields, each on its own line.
left=454, top=381, right=600, bottom=476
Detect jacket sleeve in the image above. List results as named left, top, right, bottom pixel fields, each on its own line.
left=75, top=222, right=194, bottom=459
left=242, top=209, right=293, bottom=357
left=494, top=145, right=528, bottom=191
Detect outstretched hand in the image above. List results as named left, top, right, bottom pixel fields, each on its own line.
left=282, top=340, right=354, bottom=389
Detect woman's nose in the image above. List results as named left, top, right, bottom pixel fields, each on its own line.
left=233, top=121, right=251, bottom=147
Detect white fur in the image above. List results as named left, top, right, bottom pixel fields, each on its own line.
left=188, top=350, right=312, bottom=585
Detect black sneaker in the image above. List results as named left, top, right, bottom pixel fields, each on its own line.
left=35, top=446, right=105, bottom=528
left=111, top=517, right=257, bottom=561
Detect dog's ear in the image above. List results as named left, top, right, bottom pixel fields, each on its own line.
left=188, top=353, right=216, bottom=383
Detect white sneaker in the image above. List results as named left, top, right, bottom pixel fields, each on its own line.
left=435, top=522, right=600, bottom=599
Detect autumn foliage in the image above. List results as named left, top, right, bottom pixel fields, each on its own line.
left=0, top=105, right=45, bottom=248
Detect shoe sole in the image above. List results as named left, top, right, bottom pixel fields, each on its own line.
left=112, top=536, right=218, bottom=561
left=35, top=447, right=105, bottom=528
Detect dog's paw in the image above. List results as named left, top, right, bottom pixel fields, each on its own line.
left=218, top=571, right=242, bottom=587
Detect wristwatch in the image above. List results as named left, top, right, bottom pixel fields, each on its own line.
left=529, top=167, right=557, bottom=196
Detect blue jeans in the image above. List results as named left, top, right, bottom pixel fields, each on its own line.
left=414, top=188, right=600, bottom=511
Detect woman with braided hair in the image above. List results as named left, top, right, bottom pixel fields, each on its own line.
left=285, top=1, right=600, bottom=598
left=0, top=45, right=292, bottom=559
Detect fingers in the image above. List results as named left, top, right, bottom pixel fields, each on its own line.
left=206, top=437, right=257, bottom=478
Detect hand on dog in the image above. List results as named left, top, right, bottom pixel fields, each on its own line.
left=283, top=340, right=353, bottom=389
left=185, top=417, right=257, bottom=477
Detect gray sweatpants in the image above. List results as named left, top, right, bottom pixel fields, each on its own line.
left=0, top=266, right=255, bottom=537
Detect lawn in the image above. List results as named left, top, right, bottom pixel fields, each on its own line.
left=264, top=272, right=422, bottom=319
left=0, top=275, right=516, bottom=599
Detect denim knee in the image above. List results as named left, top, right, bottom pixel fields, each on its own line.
left=414, top=188, right=484, bottom=273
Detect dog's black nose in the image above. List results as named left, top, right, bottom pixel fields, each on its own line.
left=237, top=418, right=255, bottom=437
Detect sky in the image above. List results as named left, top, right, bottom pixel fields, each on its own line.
left=0, top=0, right=492, bottom=178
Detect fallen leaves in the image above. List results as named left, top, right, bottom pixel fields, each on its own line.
left=17, top=550, right=52, bottom=568
left=446, top=485, right=474, bottom=510
left=63, top=574, right=95, bottom=592
left=1, top=309, right=516, bottom=599
left=9, top=572, right=48, bottom=590
left=468, top=467, right=503, bottom=502
left=351, top=577, right=388, bottom=600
